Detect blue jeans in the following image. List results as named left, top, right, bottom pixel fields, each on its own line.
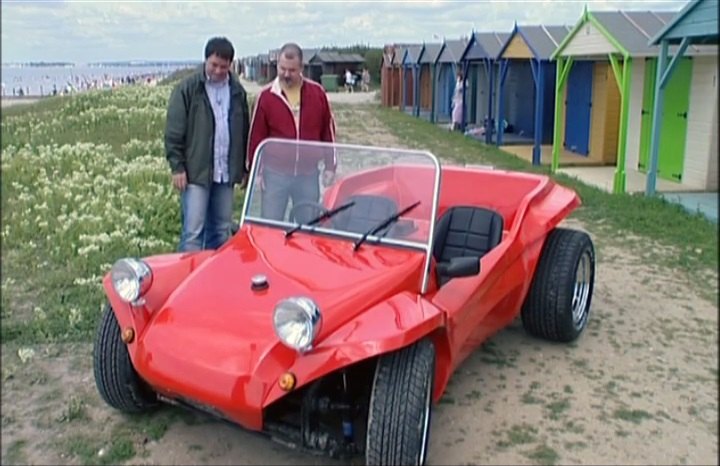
left=179, top=182, right=234, bottom=252
left=261, top=169, right=320, bottom=223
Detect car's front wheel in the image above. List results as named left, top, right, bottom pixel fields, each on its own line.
left=93, top=303, right=157, bottom=413
left=365, top=338, right=435, bottom=466
left=521, top=227, right=595, bottom=342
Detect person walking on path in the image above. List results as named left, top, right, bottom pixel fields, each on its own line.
left=361, top=68, right=370, bottom=92
left=247, top=42, right=336, bottom=223
left=164, top=36, right=250, bottom=251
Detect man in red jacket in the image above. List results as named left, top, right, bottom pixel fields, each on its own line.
left=247, top=42, right=336, bottom=222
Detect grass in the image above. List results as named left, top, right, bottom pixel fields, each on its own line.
left=526, top=443, right=560, bottom=465
left=4, top=439, right=27, bottom=464
left=57, top=396, right=89, bottom=423
left=613, top=408, right=653, bottom=424
left=496, top=423, right=538, bottom=448
left=52, top=408, right=192, bottom=465
left=61, top=432, right=136, bottom=466
left=546, top=398, right=571, bottom=420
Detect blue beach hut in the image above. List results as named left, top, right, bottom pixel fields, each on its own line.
left=400, top=44, right=423, bottom=115
left=460, top=31, right=510, bottom=141
left=416, top=43, right=443, bottom=120
left=433, top=38, right=470, bottom=124
left=495, top=24, right=571, bottom=165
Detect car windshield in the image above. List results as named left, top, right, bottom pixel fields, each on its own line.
left=241, top=138, right=440, bottom=251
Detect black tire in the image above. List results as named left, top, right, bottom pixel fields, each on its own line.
left=93, top=303, right=157, bottom=413
left=366, top=339, right=435, bottom=466
left=521, top=227, right=595, bottom=342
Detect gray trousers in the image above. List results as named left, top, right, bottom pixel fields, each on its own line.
left=261, top=168, right=320, bottom=223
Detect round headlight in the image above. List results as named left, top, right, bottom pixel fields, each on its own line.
left=273, top=297, right=322, bottom=352
left=110, top=258, right=152, bottom=303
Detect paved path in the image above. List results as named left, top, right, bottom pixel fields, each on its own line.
left=239, top=78, right=377, bottom=104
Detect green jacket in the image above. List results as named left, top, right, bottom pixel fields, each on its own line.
left=164, top=70, right=250, bottom=188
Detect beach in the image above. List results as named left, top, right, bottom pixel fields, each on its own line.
left=1, top=97, right=41, bottom=108
left=1, top=63, right=188, bottom=98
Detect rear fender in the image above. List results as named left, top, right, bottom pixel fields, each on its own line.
left=514, top=182, right=580, bottom=281
left=517, top=182, right=580, bottom=244
left=103, top=251, right=215, bottom=358
left=262, top=292, right=451, bottom=406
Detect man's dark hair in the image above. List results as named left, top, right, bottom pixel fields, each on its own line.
left=279, top=42, right=303, bottom=63
left=205, top=37, right=234, bottom=62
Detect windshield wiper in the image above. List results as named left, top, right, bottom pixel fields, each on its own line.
left=285, top=201, right=356, bottom=238
left=353, top=201, right=421, bottom=251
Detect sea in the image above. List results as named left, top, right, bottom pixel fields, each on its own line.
left=1, top=62, right=199, bottom=97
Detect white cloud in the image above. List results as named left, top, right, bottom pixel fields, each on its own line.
left=1, top=0, right=689, bottom=63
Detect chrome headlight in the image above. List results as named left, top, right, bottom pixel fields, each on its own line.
left=110, top=258, right=152, bottom=303
left=273, top=297, right=322, bottom=352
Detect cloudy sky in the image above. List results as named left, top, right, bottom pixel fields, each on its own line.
left=2, top=0, right=688, bottom=63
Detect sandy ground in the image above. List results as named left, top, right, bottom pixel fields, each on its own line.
left=1, top=97, right=41, bottom=108
left=1, top=94, right=718, bottom=466
left=240, top=77, right=378, bottom=105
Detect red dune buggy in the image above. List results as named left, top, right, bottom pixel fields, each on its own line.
left=94, top=139, right=595, bottom=465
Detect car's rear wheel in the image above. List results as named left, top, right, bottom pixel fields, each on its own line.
left=521, top=227, right=595, bottom=342
left=365, top=339, right=435, bottom=466
left=93, top=303, right=157, bottom=413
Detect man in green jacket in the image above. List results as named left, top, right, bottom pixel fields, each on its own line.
left=164, top=36, right=250, bottom=251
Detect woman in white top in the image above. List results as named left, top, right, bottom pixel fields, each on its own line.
left=451, top=70, right=464, bottom=131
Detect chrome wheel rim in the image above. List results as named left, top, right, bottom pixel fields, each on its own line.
left=571, top=249, right=593, bottom=330
left=418, top=375, right=432, bottom=465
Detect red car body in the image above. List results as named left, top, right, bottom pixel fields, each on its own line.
left=102, top=158, right=579, bottom=433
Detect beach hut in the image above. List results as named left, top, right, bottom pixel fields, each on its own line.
left=267, top=49, right=279, bottom=81
left=392, top=45, right=408, bottom=108
left=308, top=52, right=365, bottom=76
left=495, top=25, right=571, bottom=165
left=416, top=43, right=443, bottom=120
left=257, top=53, right=270, bottom=82
left=302, top=48, right=320, bottom=82
left=308, top=51, right=365, bottom=89
left=244, top=55, right=262, bottom=81
left=381, top=44, right=402, bottom=107
left=433, top=38, right=470, bottom=124
left=400, top=44, right=423, bottom=114
left=645, top=0, right=719, bottom=195
left=460, top=31, right=510, bottom=141
left=550, top=8, right=717, bottom=194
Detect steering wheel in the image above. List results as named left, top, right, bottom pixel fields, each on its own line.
left=288, top=201, right=327, bottom=224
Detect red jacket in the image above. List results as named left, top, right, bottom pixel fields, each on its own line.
left=247, top=77, right=336, bottom=175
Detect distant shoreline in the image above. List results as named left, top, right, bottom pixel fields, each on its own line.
left=2, top=61, right=202, bottom=68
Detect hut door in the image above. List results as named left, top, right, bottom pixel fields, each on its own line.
left=638, top=58, right=657, bottom=171
left=444, top=65, right=455, bottom=117
left=658, top=57, right=692, bottom=182
left=564, top=61, right=593, bottom=156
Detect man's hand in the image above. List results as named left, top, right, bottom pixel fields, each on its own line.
left=239, top=173, right=249, bottom=189
left=172, top=172, right=187, bottom=191
left=321, top=170, right=335, bottom=187
left=254, top=173, right=264, bottom=192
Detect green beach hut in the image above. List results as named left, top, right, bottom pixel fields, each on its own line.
left=645, top=0, right=719, bottom=195
left=550, top=7, right=716, bottom=194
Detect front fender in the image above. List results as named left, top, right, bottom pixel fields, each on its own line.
left=103, top=250, right=215, bottom=359
left=261, top=291, right=446, bottom=407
